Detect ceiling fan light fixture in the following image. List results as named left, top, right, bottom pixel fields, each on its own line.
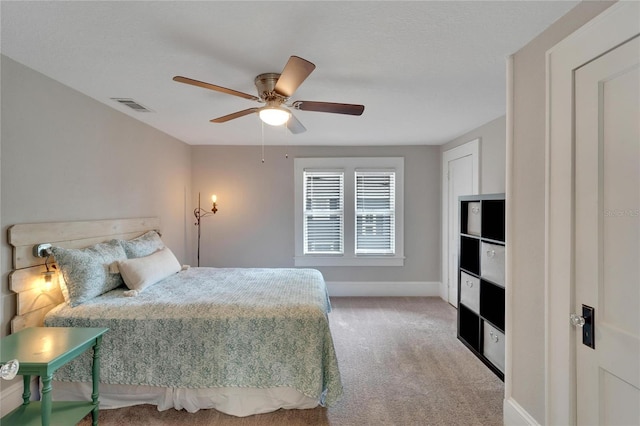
left=259, top=106, right=291, bottom=126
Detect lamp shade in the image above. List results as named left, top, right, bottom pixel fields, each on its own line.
left=259, top=106, right=291, bottom=126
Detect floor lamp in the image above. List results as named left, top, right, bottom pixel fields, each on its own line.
left=194, top=192, right=217, bottom=267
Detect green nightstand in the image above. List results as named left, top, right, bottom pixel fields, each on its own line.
left=1, top=327, right=108, bottom=426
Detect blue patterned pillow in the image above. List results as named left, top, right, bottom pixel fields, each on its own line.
left=119, top=231, right=164, bottom=259
left=52, top=240, right=127, bottom=307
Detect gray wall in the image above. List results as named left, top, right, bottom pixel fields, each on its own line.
left=191, top=145, right=440, bottom=283
left=441, top=115, right=506, bottom=195
left=509, top=1, right=615, bottom=422
left=1, top=56, right=193, bottom=342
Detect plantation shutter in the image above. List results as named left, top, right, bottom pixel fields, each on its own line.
left=355, top=170, right=396, bottom=254
left=303, top=170, right=344, bottom=255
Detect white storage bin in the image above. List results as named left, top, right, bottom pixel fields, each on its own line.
left=483, top=322, right=505, bottom=373
left=481, top=242, right=505, bottom=287
left=459, top=271, right=480, bottom=314
left=466, top=202, right=481, bottom=236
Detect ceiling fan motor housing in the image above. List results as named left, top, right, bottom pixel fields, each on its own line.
left=254, top=73, right=286, bottom=103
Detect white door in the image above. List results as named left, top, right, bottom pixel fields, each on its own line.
left=442, top=140, right=479, bottom=306
left=574, top=35, right=639, bottom=425
left=546, top=3, right=639, bottom=423
left=447, top=155, right=474, bottom=306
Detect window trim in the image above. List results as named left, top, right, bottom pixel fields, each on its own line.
left=294, top=157, right=404, bottom=267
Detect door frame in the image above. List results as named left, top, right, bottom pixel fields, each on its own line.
left=545, top=2, right=639, bottom=424
left=441, top=139, right=479, bottom=303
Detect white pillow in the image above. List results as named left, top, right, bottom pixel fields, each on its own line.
left=117, top=247, right=181, bottom=293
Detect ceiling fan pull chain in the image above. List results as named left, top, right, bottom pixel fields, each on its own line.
left=261, top=120, right=265, bottom=164
left=284, top=122, right=289, bottom=159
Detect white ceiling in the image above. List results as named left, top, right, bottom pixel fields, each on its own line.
left=1, top=1, right=577, bottom=146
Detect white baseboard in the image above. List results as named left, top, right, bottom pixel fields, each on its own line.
left=326, top=281, right=441, bottom=297
left=0, top=378, right=38, bottom=417
left=503, top=397, right=540, bottom=426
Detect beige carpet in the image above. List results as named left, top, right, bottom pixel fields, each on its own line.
left=79, top=297, right=503, bottom=425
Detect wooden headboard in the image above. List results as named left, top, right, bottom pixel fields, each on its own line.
left=8, top=217, right=160, bottom=333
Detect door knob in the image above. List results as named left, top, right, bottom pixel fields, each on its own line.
left=570, top=313, right=585, bottom=327
left=570, top=305, right=595, bottom=349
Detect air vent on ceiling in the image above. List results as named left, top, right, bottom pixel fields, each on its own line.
left=111, top=98, right=154, bottom=112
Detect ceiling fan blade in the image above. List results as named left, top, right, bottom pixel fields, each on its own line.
left=173, top=76, right=260, bottom=101
left=274, top=56, right=316, bottom=98
left=286, top=113, right=306, bottom=134
left=210, top=108, right=259, bottom=123
left=292, top=101, right=365, bottom=116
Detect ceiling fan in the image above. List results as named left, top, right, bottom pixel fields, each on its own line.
left=173, top=56, right=365, bottom=134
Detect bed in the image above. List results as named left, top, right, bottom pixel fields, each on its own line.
left=8, top=218, right=342, bottom=417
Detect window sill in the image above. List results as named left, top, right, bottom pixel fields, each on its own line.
left=294, top=255, right=405, bottom=267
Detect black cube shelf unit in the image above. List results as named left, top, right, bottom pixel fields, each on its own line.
left=457, top=193, right=505, bottom=381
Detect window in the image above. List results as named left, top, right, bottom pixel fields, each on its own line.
left=295, top=157, right=404, bottom=267
left=303, top=171, right=344, bottom=255
left=355, top=171, right=395, bottom=254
